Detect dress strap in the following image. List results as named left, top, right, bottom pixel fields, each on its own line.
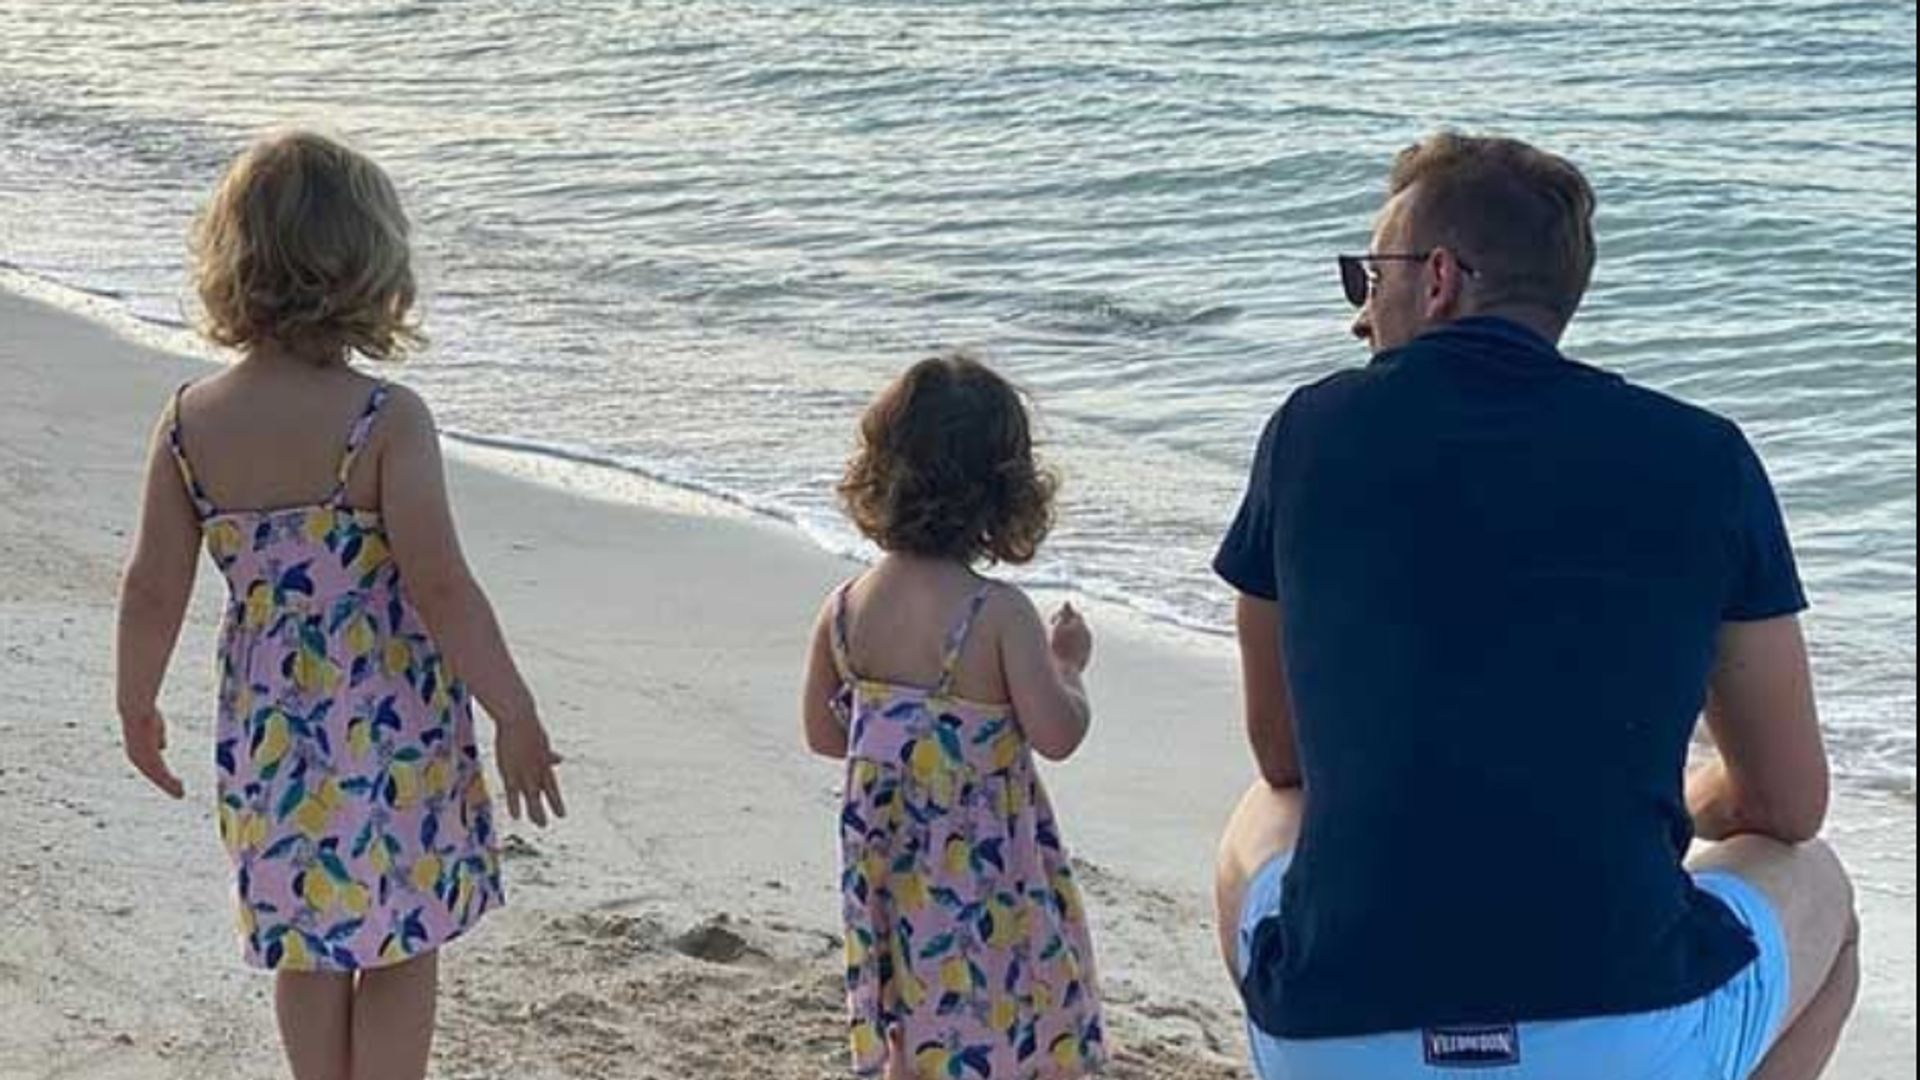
left=328, top=382, right=391, bottom=506
left=166, top=384, right=217, bottom=521
left=933, top=585, right=995, bottom=697
left=829, top=581, right=856, bottom=680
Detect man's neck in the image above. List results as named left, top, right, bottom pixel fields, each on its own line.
left=1464, top=306, right=1568, bottom=346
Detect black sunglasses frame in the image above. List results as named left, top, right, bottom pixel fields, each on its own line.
left=1337, top=252, right=1477, bottom=308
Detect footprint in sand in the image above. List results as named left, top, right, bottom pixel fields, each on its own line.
left=500, top=834, right=543, bottom=860
left=671, top=916, right=768, bottom=966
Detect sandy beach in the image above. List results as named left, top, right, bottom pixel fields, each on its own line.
left=0, top=286, right=1911, bottom=1079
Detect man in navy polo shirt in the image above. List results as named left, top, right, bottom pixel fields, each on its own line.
left=1212, top=133, right=1861, bottom=1079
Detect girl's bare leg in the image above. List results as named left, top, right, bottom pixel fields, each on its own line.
left=349, top=951, right=440, bottom=1080
left=277, top=970, right=354, bottom=1080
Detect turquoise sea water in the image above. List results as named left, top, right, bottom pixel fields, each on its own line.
left=1, top=0, right=1913, bottom=787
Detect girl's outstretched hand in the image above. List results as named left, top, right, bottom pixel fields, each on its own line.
left=1049, top=602, right=1094, bottom=675
left=121, top=705, right=185, bottom=799
left=496, top=715, right=566, bottom=828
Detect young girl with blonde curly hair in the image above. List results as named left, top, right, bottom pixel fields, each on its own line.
left=115, top=131, right=564, bottom=1080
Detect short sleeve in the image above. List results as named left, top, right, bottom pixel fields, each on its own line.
left=1723, top=430, right=1809, bottom=622
left=1213, top=406, right=1287, bottom=601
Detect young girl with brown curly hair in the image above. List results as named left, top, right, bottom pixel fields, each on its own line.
left=114, top=131, right=564, bottom=1080
left=801, top=353, right=1108, bottom=1079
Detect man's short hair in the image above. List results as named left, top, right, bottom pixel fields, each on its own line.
left=1390, top=132, right=1598, bottom=323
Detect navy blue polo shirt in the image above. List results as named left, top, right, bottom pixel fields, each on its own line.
left=1215, top=317, right=1808, bottom=1040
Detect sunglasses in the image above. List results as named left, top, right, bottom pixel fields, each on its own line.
left=1337, top=252, right=1477, bottom=308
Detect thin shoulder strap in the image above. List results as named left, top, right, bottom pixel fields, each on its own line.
left=328, top=381, right=392, bottom=506
left=933, top=584, right=995, bottom=697
left=166, top=384, right=216, bottom=521
left=829, top=581, right=856, bottom=679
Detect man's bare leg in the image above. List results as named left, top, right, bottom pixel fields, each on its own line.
left=1690, top=836, right=1859, bottom=1080
left=1214, top=782, right=1305, bottom=980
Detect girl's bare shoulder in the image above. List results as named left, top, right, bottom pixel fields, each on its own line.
left=972, top=575, right=1045, bottom=644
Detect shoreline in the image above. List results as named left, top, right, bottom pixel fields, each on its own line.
left=1, top=286, right=1912, bottom=1078
left=0, top=261, right=1244, bottom=653
left=5, top=264, right=1914, bottom=785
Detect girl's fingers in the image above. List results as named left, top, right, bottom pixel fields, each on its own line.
left=144, top=758, right=184, bottom=799
left=124, top=737, right=183, bottom=799
left=135, top=754, right=185, bottom=799
left=501, top=736, right=565, bottom=828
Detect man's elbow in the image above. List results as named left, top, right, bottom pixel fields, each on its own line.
left=1248, top=715, right=1302, bottom=790
left=1766, top=792, right=1830, bottom=845
left=1746, top=779, right=1831, bottom=845
left=1257, top=760, right=1304, bottom=791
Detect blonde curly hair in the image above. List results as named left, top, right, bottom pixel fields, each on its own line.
left=192, top=131, right=422, bottom=363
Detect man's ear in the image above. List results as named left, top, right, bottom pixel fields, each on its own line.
left=1423, top=248, right=1470, bottom=320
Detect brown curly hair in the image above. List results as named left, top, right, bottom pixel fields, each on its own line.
left=840, top=353, right=1058, bottom=565
left=192, top=130, right=422, bottom=364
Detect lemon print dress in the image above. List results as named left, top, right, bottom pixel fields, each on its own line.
left=832, top=584, right=1106, bottom=1078
left=167, top=382, right=503, bottom=973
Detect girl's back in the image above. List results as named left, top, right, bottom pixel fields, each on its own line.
left=167, top=359, right=504, bottom=974
left=835, top=558, right=1011, bottom=706
left=171, top=362, right=390, bottom=515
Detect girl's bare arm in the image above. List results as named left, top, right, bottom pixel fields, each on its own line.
left=114, top=412, right=201, bottom=798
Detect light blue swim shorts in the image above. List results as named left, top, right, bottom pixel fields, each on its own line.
left=1237, top=854, right=1792, bottom=1080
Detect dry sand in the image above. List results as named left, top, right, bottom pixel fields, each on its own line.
left=0, top=286, right=1911, bottom=1079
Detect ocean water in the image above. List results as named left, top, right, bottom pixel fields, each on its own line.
left=1, top=1, right=1913, bottom=789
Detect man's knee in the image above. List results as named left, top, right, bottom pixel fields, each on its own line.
left=1216, top=782, right=1304, bottom=970
left=1697, top=835, right=1861, bottom=1004
left=1813, top=839, right=1856, bottom=917
left=1217, top=784, right=1272, bottom=907
left=1773, top=837, right=1855, bottom=927
left=1694, top=834, right=1858, bottom=958
left=1796, top=840, right=1860, bottom=973
left=1219, top=782, right=1304, bottom=884
left=1694, top=834, right=1851, bottom=899
left=1834, top=906, right=1864, bottom=985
